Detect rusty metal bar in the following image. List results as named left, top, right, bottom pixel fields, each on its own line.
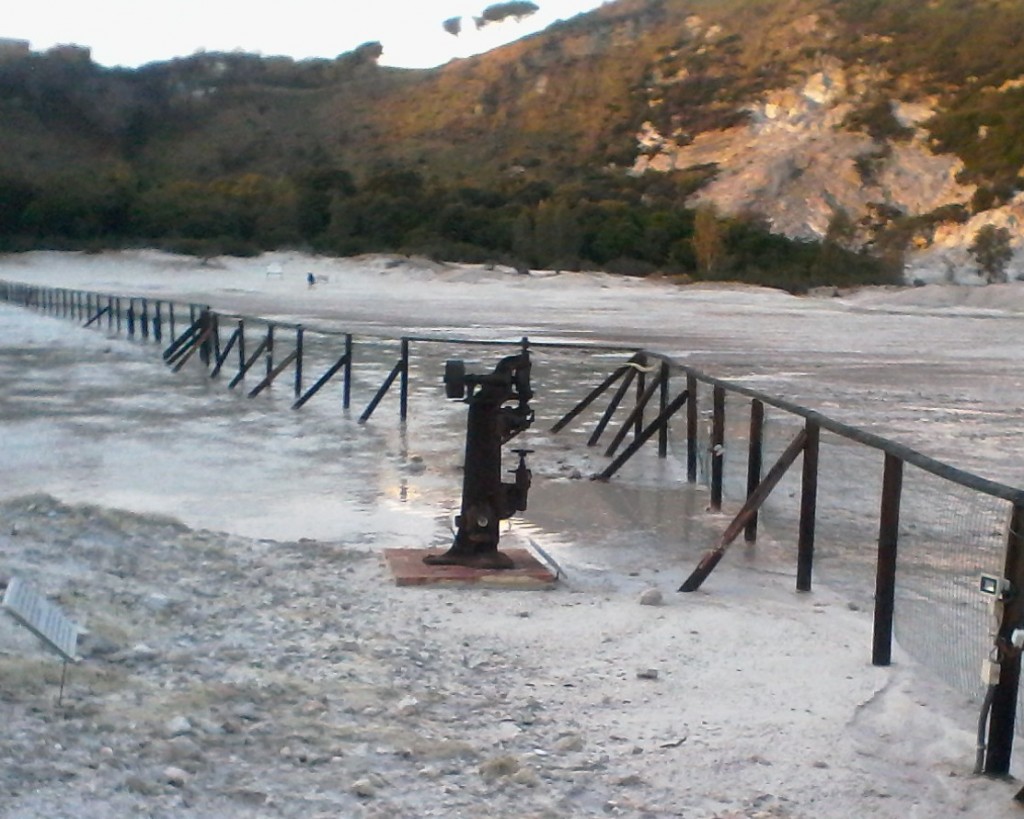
left=595, top=390, right=689, bottom=482
left=687, top=373, right=698, bottom=482
left=199, top=308, right=214, bottom=367
left=744, top=399, right=765, bottom=543
left=343, top=334, right=353, bottom=410
left=263, top=324, right=274, bottom=377
left=359, top=359, right=403, bottom=424
left=588, top=366, right=637, bottom=447
left=248, top=350, right=299, bottom=398
left=658, top=361, right=670, bottom=458
left=162, top=317, right=203, bottom=362
left=400, top=337, right=409, bottom=422
left=796, top=420, right=820, bottom=592
left=294, top=326, right=304, bottom=399
left=710, top=385, right=725, bottom=511
left=172, top=325, right=213, bottom=372
left=292, top=349, right=351, bottom=410
left=872, top=453, right=903, bottom=666
left=237, top=319, right=246, bottom=373
left=634, top=352, right=647, bottom=437
left=83, top=305, right=111, bottom=328
left=550, top=362, right=633, bottom=433
left=228, top=336, right=270, bottom=389
left=211, top=327, right=241, bottom=378
left=211, top=312, right=221, bottom=364
left=604, top=368, right=665, bottom=457
left=152, top=301, right=162, bottom=341
left=680, top=428, right=809, bottom=592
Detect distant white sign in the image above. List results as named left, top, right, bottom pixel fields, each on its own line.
left=2, top=577, right=79, bottom=661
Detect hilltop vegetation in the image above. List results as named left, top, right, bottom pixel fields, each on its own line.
left=1, top=0, right=1023, bottom=290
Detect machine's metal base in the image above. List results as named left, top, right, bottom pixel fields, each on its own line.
left=423, top=548, right=515, bottom=570
left=385, top=548, right=556, bottom=589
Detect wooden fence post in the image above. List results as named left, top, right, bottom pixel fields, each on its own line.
left=711, top=385, right=725, bottom=511
left=687, top=373, right=698, bottom=483
left=745, top=399, right=765, bottom=543
left=984, top=502, right=1024, bottom=774
left=400, top=337, right=409, bottom=422
left=796, top=420, right=820, bottom=592
left=344, top=334, right=353, bottom=410
left=872, top=453, right=903, bottom=666
left=658, top=361, right=670, bottom=458
left=634, top=352, right=647, bottom=438
left=294, top=326, right=304, bottom=399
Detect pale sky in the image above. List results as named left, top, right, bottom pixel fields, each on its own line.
left=6, top=0, right=608, bottom=69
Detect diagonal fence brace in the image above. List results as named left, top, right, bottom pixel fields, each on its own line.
left=83, top=305, right=111, bottom=328
left=359, top=360, right=403, bottom=423
left=593, top=389, right=690, bottom=481
left=679, top=427, right=809, bottom=592
left=228, top=337, right=269, bottom=389
left=248, top=350, right=299, bottom=398
left=604, top=368, right=666, bottom=457
left=172, top=325, right=213, bottom=372
left=162, top=318, right=203, bottom=362
left=293, top=350, right=350, bottom=410
left=550, top=356, right=642, bottom=433
left=210, top=327, right=241, bottom=378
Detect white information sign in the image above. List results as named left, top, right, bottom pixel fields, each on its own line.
left=2, top=577, right=79, bottom=661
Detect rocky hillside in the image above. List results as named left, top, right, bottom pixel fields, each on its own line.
left=2, top=0, right=1024, bottom=283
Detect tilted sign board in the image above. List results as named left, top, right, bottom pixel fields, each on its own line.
left=2, top=577, right=79, bottom=661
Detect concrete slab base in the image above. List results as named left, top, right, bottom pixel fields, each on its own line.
left=384, top=548, right=558, bottom=590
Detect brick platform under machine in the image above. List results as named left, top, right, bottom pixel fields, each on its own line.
left=384, top=548, right=558, bottom=590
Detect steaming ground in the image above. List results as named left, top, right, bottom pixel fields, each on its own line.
left=2, top=250, right=1024, bottom=816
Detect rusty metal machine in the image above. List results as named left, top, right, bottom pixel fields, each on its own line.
left=424, top=349, right=534, bottom=569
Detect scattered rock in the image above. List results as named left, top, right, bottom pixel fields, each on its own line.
left=163, top=766, right=189, bottom=787
left=164, top=716, right=192, bottom=738
left=512, top=766, right=540, bottom=787
left=480, top=754, right=520, bottom=781
left=637, top=668, right=659, bottom=680
left=553, top=734, right=584, bottom=753
left=639, top=588, right=663, bottom=606
left=351, top=777, right=376, bottom=798
left=124, top=774, right=160, bottom=796
left=78, top=633, right=121, bottom=658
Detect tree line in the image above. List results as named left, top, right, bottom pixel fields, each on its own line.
left=0, top=162, right=897, bottom=293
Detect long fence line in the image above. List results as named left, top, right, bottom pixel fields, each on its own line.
left=4, top=278, right=1024, bottom=775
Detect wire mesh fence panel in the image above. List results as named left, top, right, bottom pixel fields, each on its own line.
left=894, top=465, right=1008, bottom=700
